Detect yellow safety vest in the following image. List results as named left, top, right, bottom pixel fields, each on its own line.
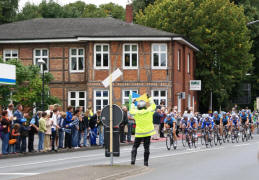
left=130, top=98, right=156, bottom=138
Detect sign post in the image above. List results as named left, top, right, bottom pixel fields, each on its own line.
left=102, top=68, right=123, bottom=166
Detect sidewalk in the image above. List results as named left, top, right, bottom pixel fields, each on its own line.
left=15, top=165, right=149, bottom=180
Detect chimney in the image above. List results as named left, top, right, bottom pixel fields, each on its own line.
left=125, top=4, right=133, bottom=23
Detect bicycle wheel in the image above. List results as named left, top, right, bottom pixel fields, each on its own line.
left=182, top=133, right=187, bottom=147
left=209, top=133, right=213, bottom=147
left=214, top=132, right=218, bottom=146
left=200, top=132, right=204, bottom=145
left=236, top=130, right=239, bottom=143
left=192, top=136, right=197, bottom=148
left=173, top=138, right=177, bottom=150
left=166, top=134, right=172, bottom=150
left=222, top=130, right=226, bottom=143
left=241, top=130, right=246, bottom=142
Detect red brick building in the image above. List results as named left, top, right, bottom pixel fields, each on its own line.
left=0, top=9, right=199, bottom=113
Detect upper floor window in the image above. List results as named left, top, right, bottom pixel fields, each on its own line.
left=152, top=44, right=167, bottom=69
left=177, top=50, right=181, bottom=71
left=3, top=49, right=18, bottom=62
left=187, top=53, right=190, bottom=73
left=34, top=49, right=49, bottom=72
left=94, top=44, right=109, bottom=69
left=94, top=90, right=109, bottom=112
left=123, top=44, right=138, bottom=69
left=70, top=48, right=84, bottom=72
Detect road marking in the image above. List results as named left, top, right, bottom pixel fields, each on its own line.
left=0, top=173, right=39, bottom=176
left=234, top=143, right=250, bottom=147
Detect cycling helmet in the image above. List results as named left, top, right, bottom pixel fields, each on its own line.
left=222, top=112, right=227, bottom=116
left=213, top=111, right=218, bottom=115
left=137, top=100, right=146, bottom=110
left=166, top=114, right=171, bottom=119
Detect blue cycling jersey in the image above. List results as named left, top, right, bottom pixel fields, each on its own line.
left=164, top=117, right=176, bottom=125
left=231, top=117, right=239, bottom=125
left=201, top=119, right=214, bottom=129
left=181, top=119, right=188, bottom=126
left=189, top=118, right=197, bottom=128
left=222, top=116, right=228, bottom=123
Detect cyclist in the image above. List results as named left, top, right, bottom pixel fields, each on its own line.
left=221, top=112, right=230, bottom=135
left=188, top=116, right=198, bottom=138
left=164, top=114, right=177, bottom=142
left=213, top=111, right=222, bottom=139
left=201, top=115, right=214, bottom=146
left=240, top=110, right=248, bottom=129
left=230, top=113, right=240, bottom=132
left=247, top=110, right=254, bottom=134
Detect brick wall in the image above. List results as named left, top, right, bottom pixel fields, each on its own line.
left=0, top=40, right=197, bottom=112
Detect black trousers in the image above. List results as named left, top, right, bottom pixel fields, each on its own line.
left=159, top=123, right=164, bottom=137
left=119, top=124, right=126, bottom=142
left=51, top=130, right=56, bottom=150
left=28, top=131, right=35, bottom=152
left=65, top=132, right=72, bottom=148
left=131, top=136, right=151, bottom=165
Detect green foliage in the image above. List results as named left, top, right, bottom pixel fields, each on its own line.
left=39, top=0, right=64, bottom=18
left=0, top=58, right=59, bottom=111
left=16, top=2, right=42, bottom=21
left=63, top=1, right=86, bottom=18
left=99, top=3, right=125, bottom=20
left=0, top=0, right=18, bottom=24
left=81, top=4, right=106, bottom=18
left=136, top=0, right=254, bottom=112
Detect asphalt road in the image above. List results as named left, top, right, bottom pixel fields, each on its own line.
left=0, top=134, right=258, bottom=180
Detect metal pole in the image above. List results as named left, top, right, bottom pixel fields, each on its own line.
left=209, top=91, right=213, bottom=114
left=109, top=71, right=113, bottom=165
left=42, top=65, right=45, bottom=111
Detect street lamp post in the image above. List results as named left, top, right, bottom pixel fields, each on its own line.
left=38, top=59, right=46, bottom=111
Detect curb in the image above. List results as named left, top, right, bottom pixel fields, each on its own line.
left=0, top=142, right=134, bottom=160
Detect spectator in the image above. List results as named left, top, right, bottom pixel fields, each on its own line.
left=51, top=109, right=59, bottom=151
left=68, top=110, right=80, bottom=149
left=57, top=112, right=66, bottom=149
left=64, top=106, right=73, bottom=149
left=78, top=114, right=84, bottom=147
left=44, top=112, right=52, bottom=152
left=88, top=106, right=94, bottom=117
left=13, top=104, right=24, bottom=152
left=152, top=108, right=161, bottom=140
left=28, top=111, right=40, bottom=153
left=159, top=107, right=166, bottom=138
left=38, top=112, right=47, bottom=152
left=120, top=106, right=128, bottom=143
left=89, top=111, right=97, bottom=146
left=127, top=112, right=134, bottom=143
left=7, top=103, right=14, bottom=124
left=95, top=110, right=103, bottom=146
left=19, top=118, right=29, bottom=153
left=1, top=111, right=10, bottom=155
left=82, top=110, right=90, bottom=147
left=9, top=123, right=20, bottom=154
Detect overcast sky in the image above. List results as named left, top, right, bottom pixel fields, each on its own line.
left=19, top=0, right=129, bottom=10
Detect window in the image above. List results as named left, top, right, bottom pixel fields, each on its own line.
left=94, top=90, right=109, bottom=112
left=152, top=44, right=167, bottom=68
left=34, top=49, right=49, bottom=72
left=70, top=48, right=84, bottom=72
left=94, top=44, right=109, bottom=69
left=152, top=90, right=167, bottom=106
left=187, top=53, right=190, bottom=73
left=3, top=49, right=18, bottom=62
left=177, top=50, right=181, bottom=71
left=123, top=44, right=138, bottom=69
left=122, top=90, right=138, bottom=105
left=68, top=91, right=86, bottom=112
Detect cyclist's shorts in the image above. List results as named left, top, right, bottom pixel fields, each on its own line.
left=214, top=120, right=220, bottom=125
left=223, top=121, right=228, bottom=126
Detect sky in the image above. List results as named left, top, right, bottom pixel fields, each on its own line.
left=19, top=0, right=129, bottom=10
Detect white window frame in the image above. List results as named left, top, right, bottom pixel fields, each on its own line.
left=187, top=53, right=190, bottom=73
left=3, top=49, right=18, bottom=62
left=177, top=50, right=180, bottom=71
left=33, top=49, right=49, bottom=73
left=151, top=43, right=167, bottom=69
left=122, top=89, right=139, bottom=105
left=68, top=91, right=87, bottom=112
left=177, top=95, right=181, bottom=113
left=152, top=90, right=167, bottom=106
left=123, top=44, right=138, bottom=69
left=94, top=90, right=109, bottom=113
left=94, top=44, right=109, bottom=69
left=69, top=48, right=85, bottom=73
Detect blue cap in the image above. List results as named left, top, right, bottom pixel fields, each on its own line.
left=20, top=118, right=27, bottom=123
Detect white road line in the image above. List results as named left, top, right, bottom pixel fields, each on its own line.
left=0, top=173, right=39, bottom=176
left=234, top=143, right=250, bottom=147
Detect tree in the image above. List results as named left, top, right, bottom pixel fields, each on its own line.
left=0, top=0, right=18, bottom=24
left=136, top=0, right=254, bottom=112
left=16, top=2, right=42, bottom=21
left=99, top=3, right=125, bottom=20
left=132, top=0, right=155, bottom=15
left=82, top=4, right=106, bottom=18
left=39, top=0, right=64, bottom=18
left=0, top=58, right=60, bottom=111
left=63, top=1, right=86, bottom=18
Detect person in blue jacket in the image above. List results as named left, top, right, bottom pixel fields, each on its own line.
left=64, top=106, right=73, bottom=149
left=13, top=104, right=24, bottom=153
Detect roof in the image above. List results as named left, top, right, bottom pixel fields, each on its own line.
left=0, top=18, right=199, bottom=51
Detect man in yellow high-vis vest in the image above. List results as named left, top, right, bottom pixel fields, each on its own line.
left=129, top=97, right=156, bottom=166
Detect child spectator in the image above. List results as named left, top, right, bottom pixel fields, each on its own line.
left=9, top=123, right=20, bottom=154
left=1, top=111, right=11, bottom=155
left=38, top=112, right=47, bottom=152
left=44, top=112, right=53, bottom=152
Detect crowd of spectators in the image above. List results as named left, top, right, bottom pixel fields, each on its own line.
left=0, top=103, right=134, bottom=155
